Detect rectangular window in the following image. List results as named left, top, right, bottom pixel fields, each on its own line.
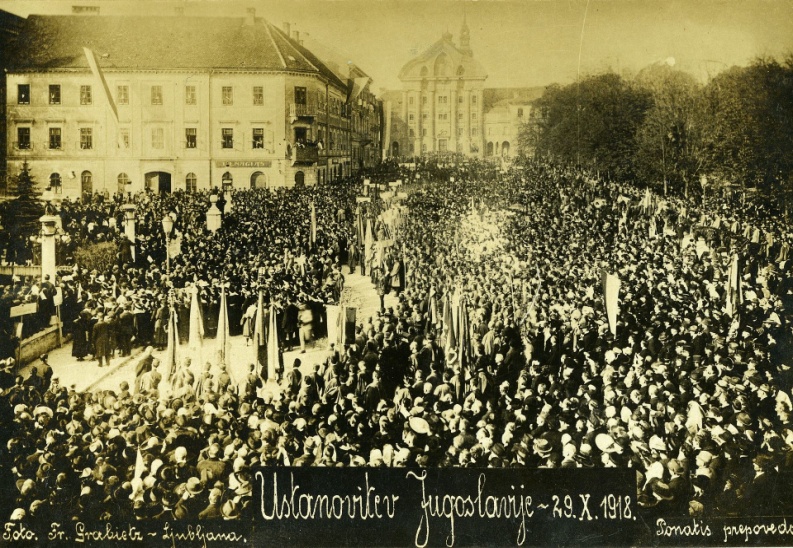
left=151, top=85, right=163, bottom=105
left=49, top=127, right=62, bottom=149
left=422, top=128, right=427, bottom=136
left=49, top=85, right=61, bottom=105
left=80, top=128, right=93, bottom=149
left=471, top=113, right=477, bottom=121
left=185, top=85, right=197, bottom=105
left=409, top=143, right=415, bottom=153
left=438, top=96, right=447, bottom=104
left=471, top=128, right=478, bottom=136
left=472, top=95, right=477, bottom=105
left=17, top=84, right=30, bottom=104
left=80, top=85, right=92, bottom=105
left=120, top=128, right=130, bottom=149
left=294, top=86, right=307, bottom=105
left=439, top=113, right=448, bottom=120
left=422, top=96, right=427, bottom=105
left=117, top=85, right=129, bottom=105
left=185, top=128, right=197, bottom=149
left=221, top=128, right=233, bottom=149
left=222, top=86, right=233, bottom=105
left=458, top=112, right=463, bottom=120
left=252, top=128, right=264, bottom=149
left=152, top=127, right=164, bottom=149
left=422, top=113, right=428, bottom=120
left=253, top=86, right=264, bottom=105
left=16, top=127, right=31, bottom=149
left=409, top=96, right=414, bottom=105
left=409, top=114, right=414, bottom=122
left=458, top=95, right=463, bottom=104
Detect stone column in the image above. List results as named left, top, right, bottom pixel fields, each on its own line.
left=206, top=194, right=222, bottom=233
left=450, top=88, right=458, bottom=153
left=122, top=203, right=136, bottom=261
left=429, top=87, right=436, bottom=153
left=39, top=215, right=58, bottom=283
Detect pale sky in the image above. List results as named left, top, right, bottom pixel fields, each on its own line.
left=3, top=0, right=793, bottom=92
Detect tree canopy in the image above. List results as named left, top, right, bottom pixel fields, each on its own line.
left=519, top=56, right=793, bottom=212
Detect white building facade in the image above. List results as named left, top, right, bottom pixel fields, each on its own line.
left=4, top=12, right=358, bottom=198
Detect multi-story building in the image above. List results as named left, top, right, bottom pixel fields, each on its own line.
left=0, top=9, right=24, bottom=193
left=296, top=31, right=382, bottom=178
left=384, top=19, right=548, bottom=161
left=388, top=18, right=488, bottom=159
left=482, top=88, right=545, bottom=159
left=3, top=10, right=367, bottom=197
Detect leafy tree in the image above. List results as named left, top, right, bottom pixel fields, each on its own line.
left=521, top=74, right=651, bottom=180
left=700, top=58, right=793, bottom=209
left=633, top=64, right=706, bottom=197
left=2, top=161, right=44, bottom=264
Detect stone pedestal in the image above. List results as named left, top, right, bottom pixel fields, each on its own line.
left=39, top=215, right=59, bottom=282
left=206, top=195, right=222, bottom=233
left=122, top=203, right=136, bottom=261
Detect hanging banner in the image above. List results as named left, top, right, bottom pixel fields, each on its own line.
left=602, top=270, right=621, bottom=337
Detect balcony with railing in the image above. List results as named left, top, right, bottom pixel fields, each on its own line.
left=289, top=101, right=319, bottom=120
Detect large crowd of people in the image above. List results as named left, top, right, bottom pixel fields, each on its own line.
left=2, top=157, right=793, bottom=525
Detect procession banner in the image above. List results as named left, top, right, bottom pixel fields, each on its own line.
left=326, top=304, right=341, bottom=351
left=602, top=270, right=621, bottom=337
left=344, top=306, right=357, bottom=345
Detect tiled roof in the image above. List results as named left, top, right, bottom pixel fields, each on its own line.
left=5, top=14, right=347, bottom=89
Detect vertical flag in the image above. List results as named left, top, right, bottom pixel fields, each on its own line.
left=216, top=285, right=231, bottom=371
left=458, top=296, right=470, bottom=371
left=726, top=254, right=742, bottom=317
left=187, top=284, right=204, bottom=376
left=310, top=202, right=317, bottom=246
left=365, top=218, right=373, bottom=277
left=83, top=47, right=123, bottom=148
left=443, top=294, right=457, bottom=354
left=134, top=449, right=145, bottom=480
left=601, top=270, right=621, bottom=337
left=266, top=303, right=279, bottom=382
left=165, top=303, right=179, bottom=383
left=252, top=290, right=265, bottom=376
left=83, top=47, right=118, bottom=123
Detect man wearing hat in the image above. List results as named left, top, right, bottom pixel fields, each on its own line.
left=181, top=477, right=206, bottom=518
left=198, top=487, right=224, bottom=520
left=92, top=315, right=111, bottom=367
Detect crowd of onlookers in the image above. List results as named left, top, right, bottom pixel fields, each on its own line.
left=2, top=158, right=793, bottom=525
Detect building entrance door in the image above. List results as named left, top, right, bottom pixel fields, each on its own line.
left=145, top=171, right=172, bottom=194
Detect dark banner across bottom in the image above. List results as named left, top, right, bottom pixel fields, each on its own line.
left=4, top=468, right=793, bottom=546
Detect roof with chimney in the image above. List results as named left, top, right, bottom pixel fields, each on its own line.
left=4, top=13, right=347, bottom=89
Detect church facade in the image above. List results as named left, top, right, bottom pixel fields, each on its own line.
left=383, top=20, right=545, bottom=161
left=387, top=19, right=487, bottom=159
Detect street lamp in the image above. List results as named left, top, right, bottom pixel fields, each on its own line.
left=162, top=214, right=174, bottom=275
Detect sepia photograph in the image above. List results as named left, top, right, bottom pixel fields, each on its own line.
left=0, top=0, right=792, bottom=545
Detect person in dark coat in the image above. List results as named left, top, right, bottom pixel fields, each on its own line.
left=71, top=310, right=92, bottom=360
left=92, top=315, right=112, bottom=367
left=152, top=301, right=168, bottom=350
left=117, top=305, right=136, bottom=357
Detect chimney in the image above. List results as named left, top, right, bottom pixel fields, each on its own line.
left=245, top=7, right=255, bottom=26
left=292, top=30, right=300, bottom=43
left=283, top=22, right=291, bottom=36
